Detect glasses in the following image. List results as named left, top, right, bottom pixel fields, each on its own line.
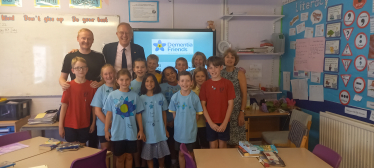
left=73, top=66, right=87, bottom=71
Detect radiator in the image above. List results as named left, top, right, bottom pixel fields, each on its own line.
left=320, top=112, right=374, bottom=168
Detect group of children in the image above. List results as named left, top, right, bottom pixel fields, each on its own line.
left=59, top=52, right=236, bottom=168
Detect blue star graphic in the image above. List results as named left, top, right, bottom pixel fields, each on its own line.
left=115, top=96, right=136, bottom=119
left=149, top=102, right=154, bottom=109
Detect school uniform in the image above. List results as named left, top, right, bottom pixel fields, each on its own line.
left=130, top=79, right=142, bottom=96
left=140, top=93, right=170, bottom=160
left=103, top=90, right=144, bottom=156
left=168, top=91, right=203, bottom=152
left=160, top=83, right=181, bottom=141
left=90, top=84, right=114, bottom=143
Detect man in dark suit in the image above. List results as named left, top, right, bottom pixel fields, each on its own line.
left=103, top=22, right=145, bottom=75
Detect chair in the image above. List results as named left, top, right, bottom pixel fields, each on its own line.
left=180, top=143, right=196, bottom=168
left=0, top=131, right=31, bottom=147
left=262, top=109, right=312, bottom=148
left=70, top=149, right=107, bottom=168
left=274, top=120, right=308, bottom=149
left=313, top=144, right=342, bottom=168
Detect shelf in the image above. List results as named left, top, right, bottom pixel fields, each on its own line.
left=221, top=15, right=284, bottom=22
left=237, top=52, right=284, bottom=56
left=263, top=92, right=282, bottom=94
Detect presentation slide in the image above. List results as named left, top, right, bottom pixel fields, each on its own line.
left=133, top=31, right=214, bottom=72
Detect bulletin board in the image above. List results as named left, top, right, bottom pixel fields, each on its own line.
left=280, top=0, right=374, bottom=123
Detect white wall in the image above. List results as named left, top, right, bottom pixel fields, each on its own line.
left=1, top=0, right=282, bottom=137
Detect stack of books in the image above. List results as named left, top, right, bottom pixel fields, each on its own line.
left=237, top=141, right=262, bottom=157
left=28, top=111, right=58, bottom=125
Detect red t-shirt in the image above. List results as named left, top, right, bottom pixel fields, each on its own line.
left=61, top=80, right=97, bottom=129
left=199, top=78, right=236, bottom=123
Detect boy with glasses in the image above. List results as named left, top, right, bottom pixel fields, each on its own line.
left=59, top=57, right=97, bottom=146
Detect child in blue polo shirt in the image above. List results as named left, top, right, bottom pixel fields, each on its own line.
left=104, top=69, right=145, bottom=168
left=169, top=71, right=203, bottom=168
left=91, top=64, right=116, bottom=150
left=140, top=73, right=170, bottom=168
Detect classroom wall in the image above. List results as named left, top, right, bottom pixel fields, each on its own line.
left=1, top=0, right=282, bottom=137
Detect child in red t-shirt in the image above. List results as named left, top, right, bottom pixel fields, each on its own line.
left=59, top=57, right=97, bottom=146
left=199, top=56, right=235, bottom=149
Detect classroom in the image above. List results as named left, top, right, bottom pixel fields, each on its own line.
left=0, top=0, right=372, bottom=168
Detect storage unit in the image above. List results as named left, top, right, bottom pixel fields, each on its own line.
left=0, top=99, right=31, bottom=121
left=0, top=115, right=30, bottom=136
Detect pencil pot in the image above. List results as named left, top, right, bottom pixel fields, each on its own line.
left=0, top=99, right=31, bottom=121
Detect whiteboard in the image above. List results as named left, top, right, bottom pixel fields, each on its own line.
left=0, top=14, right=119, bottom=96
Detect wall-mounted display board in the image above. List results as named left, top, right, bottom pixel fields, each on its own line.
left=281, top=0, right=374, bottom=124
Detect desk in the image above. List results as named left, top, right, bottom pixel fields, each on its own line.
left=21, top=122, right=59, bottom=137
left=0, top=116, right=30, bottom=133
left=245, top=109, right=289, bottom=140
left=194, top=148, right=332, bottom=168
left=194, top=149, right=263, bottom=168
left=0, top=137, right=51, bottom=163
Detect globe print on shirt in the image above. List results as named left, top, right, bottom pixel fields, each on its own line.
left=114, top=96, right=137, bottom=119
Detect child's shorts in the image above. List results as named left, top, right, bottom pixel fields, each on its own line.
left=195, top=127, right=209, bottom=148
left=98, top=136, right=108, bottom=143
left=175, top=141, right=195, bottom=152
left=141, top=141, right=170, bottom=160
left=64, top=127, right=89, bottom=143
left=206, top=122, right=230, bottom=142
left=112, top=140, right=137, bottom=156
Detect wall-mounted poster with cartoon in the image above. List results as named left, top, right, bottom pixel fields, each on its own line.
left=327, top=4, right=343, bottom=22
left=324, top=57, right=339, bottom=72
left=325, top=40, right=340, bottom=55
left=311, top=10, right=323, bottom=24
left=368, top=79, right=374, bottom=98
left=324, top=73, right=338, bottom=89
left=326, top=22, right=341, bottom=38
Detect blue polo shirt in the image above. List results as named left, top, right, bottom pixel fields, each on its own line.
left=169, top=91, right=203, bottom=143
left=90, top=84, right=114, bottom=136
left=103, top=90, right=144, bottom=141
left=160, top=83, right=181, bottom=122
left=140, top=93, right=169, bottom=144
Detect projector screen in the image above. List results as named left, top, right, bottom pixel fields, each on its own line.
left=132, top=29, right=216, bottom=72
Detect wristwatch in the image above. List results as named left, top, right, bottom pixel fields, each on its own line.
left=240, top=110, right=245, bottom=113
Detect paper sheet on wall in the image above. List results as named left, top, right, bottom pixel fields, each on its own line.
left=291, top=79, right=300, bottom=99
left=315, top=24, right=324, bottom=37
left=304, top=27, right=314, bottom=38
left=309, top=85, right=324, bottom=102
left=296, top=22, right=305, bottom=34
left=370, top=111, right=374, bottom=122
left=345, top=107, right=367, bottom=118
left=294, top=37, right=325, bottom=72
left=289, top=28, right=296, bottom=36
left=283, top=72, right=290, bottom=91
left=354, top=94, right=363, bottom=102
left=301, top=12, right=309, bottom=21
left=311, top=72, right=320, bottom=83
left=248, top=64, right=262, bottom=80
left=299, top=79, right=308, bottom=100
left=290, top=41, right=296, bottom=49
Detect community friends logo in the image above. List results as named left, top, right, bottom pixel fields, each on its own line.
left=152, top=39, right=194, bottom=55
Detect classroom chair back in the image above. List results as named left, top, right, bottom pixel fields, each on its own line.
left=70, top=148, right=107, bottom=168
left=313, top=144, right=342, bottom=168
left=180, top=143, right=196, bottom=168
left=274, top=120, right=308, bottom=149
left=0, top=131, right=31, bottom=147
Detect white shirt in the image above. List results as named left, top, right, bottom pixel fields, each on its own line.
left=115, top=43, right=132, bottom=74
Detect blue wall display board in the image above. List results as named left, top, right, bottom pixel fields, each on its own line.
left=281, top=0, right=374, bottom=124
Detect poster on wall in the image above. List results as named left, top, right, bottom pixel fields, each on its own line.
left=325, top=40, right=340, bottom=55
left=343, top=28, right=354, bottom=41
left=296, top=22, right=306, bottom=34
left=311, top=72, right=321, bottom=83
left=369, top=35, right=374, bottom=58
left=34, top=0, right=60, bottom=8
left=294, top=37, right=325, bottom=72
left=368, top=79, right=374, bottom=98
left=289, top=28, right=296, bottom=36
left=326, top=22, right=342, bottom=38
left=324, top=73, right=338, bottom=89
left=324, top=57, right=339, bottom=72
left=0, top=0, right=22, bottom=7
left=301, top=12, right=308, bottom=21
left=353, top=77, right=366, bottom=93
left=354, top=55, right=367, bottom=72
left=368, top=60, right=374, bottom=78
left=342, top=44, right=353, bottom=56
left=129, top=1, right=159, bottom=22
left=357, top=11, right=370, bottom=28
left=344, top=10, right=355, bottom=26
left=339, top=90, right=350, bottom=105
left=315, top=24, right=325, bottom=37
left=290, top=15, right=299, bottom=26
left=353, top=0, right=366, bottom=9
left=355, top=33, right=367, bottom=49
left=69, top=0, right=101, bottom=9
left=311, top=10, right=323, bottom=24
left=341, top=74, right=351, bottom=87
left=342, top=59, right=352, bottom=71
left=327, top=4, right=343, bottom=22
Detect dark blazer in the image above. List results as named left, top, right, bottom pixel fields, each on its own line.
left=102, top=42, right=146, bottom=68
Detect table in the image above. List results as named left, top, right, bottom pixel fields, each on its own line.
left=244, top=109, right=289, bottom=140
left=194, top=149, right=263, bottom=168
left=0, top=137, right=51, bottom=163
left=0, top=115, right=30, bottom=133
left=194, top=148, right=332, bottom=168
left=21, top=122, right=59, bottom=137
